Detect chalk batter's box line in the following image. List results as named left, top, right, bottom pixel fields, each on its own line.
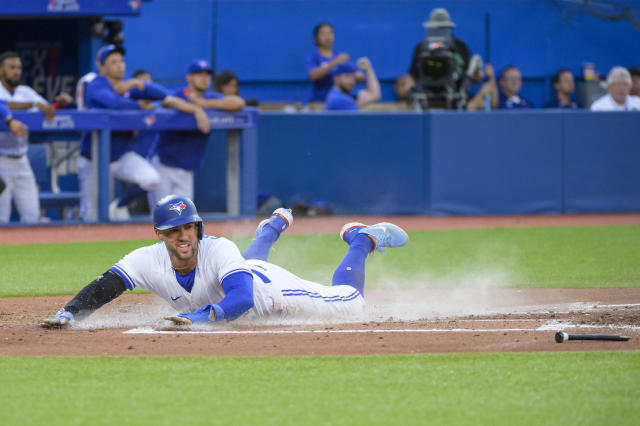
left=124, top=323, right=640, bottom=335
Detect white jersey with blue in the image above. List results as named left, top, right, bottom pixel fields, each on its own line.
left=110, top=235, right=274, bottom=318
left=110, top=235, right=365, bottom=322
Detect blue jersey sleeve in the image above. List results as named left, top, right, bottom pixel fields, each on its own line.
left=87, top=79, right=140, bottom=110
left=212, top=271, right=255, bottom=321
left=0, top=101, right=11, bottom=120
left=129, top=82, right=169, bottom=101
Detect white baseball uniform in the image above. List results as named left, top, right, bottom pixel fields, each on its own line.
left=0, top=84, right=46, bottom=223
left=111, top=235, right=365, bottom=322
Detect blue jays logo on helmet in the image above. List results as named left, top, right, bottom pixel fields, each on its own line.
left=153, top=195, right=204, bottom=239
left=169, top=201, right=187, bottom=215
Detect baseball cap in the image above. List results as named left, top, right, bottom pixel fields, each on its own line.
left=97, top=44, right=125, bottom=65
left=188, top=59, right=213, bottom=74
left=333, top=62, right=357, bottom=76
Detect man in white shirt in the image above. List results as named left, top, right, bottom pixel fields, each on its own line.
left=590, top=66, right=640, bottom=111
left=0, top=51, right=56, bottom=223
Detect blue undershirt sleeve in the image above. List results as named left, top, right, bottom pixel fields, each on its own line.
left=0, top=101, right=11, bottom=120
left=213, top=271, right=255, bottom=321
left=91, top=86, right=140, bottom=110
left=129, top=82, right=169, bottom=101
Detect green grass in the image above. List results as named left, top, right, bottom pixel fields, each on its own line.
left=1, top=352, right=638, bottom=425
left=1, top=225, right=638, bottom=297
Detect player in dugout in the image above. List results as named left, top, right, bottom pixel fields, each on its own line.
left=78, top=45, right=211, bottom=222
left=41, top=195, right=408, bottom=327
left=148, top=59, right=245, bottom=207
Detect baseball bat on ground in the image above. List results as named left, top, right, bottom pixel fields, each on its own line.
left=555, top=331, right=630, bottom=343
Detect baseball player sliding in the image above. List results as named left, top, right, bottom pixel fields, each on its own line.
left=42, top=195, right=408, bottom=327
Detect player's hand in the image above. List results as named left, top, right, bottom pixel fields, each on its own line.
left=166, top=304, right=216, bottom=325
left=485, top=64, right=495, bottom=81
left=335, top=53, right=350, bottom=64
left=38, top=103, right=56, bottom=121
left=40, top=308, right=74, bottom=328
left=356, top=57, right=372, bottom=72
left=9, top=119, right=28, bottom=139
left=54, top=92, right=73, bottom=108
left=194, top=108, right=211, bottom=134
left=137, top=100, right=155, bottom=110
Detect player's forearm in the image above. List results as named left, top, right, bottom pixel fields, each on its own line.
left=195, top=96, right=245, bottom=111
left=162, top=95, right=199, bottom=113
left=63, top=270, right=127, bottom=320
left=7, top=101, right=42, bottom=110
left=217, top=272, right=255, bottom=321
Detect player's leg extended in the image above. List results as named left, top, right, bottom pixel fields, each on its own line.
left=332, top=222, right=408, bottom=295
left=243, top=208, right=293, bottom=261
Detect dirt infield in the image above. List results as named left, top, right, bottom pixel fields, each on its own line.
left=1, top=213, right=639, bottom=356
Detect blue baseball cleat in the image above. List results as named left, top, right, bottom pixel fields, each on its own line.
left=255, top=208, right=293, bottom=238
left=340, top=221, right=408, bottom=253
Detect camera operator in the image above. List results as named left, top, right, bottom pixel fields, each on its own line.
left=408, top=8, right=482, bottom=109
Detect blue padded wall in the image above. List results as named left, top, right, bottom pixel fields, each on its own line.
left=428, top=111, right=564, bottom=215
left=256, top=112, right=426, bottom=214
left=563, top=112, right=640, bottom=213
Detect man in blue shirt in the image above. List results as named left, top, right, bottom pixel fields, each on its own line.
left=149, top=59, right=245, bottom=207
left=324, top=58, right=381, bottom=110
left=545, top=69, right=579, bottom=109
left=78, top=45, right=211, bottom=221
left=498, top=65, right=534, bottom=109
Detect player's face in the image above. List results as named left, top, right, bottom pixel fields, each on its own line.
left=608, top=78, right=631, bottom=104
left=315, top=25, right=335, bottom=49
left=555, top=72, right=574, bottom=95
left=0, top=57, right=22, bottom=88
left=156, top=222, right=199, bottom=265
left=101, top=53, right=126, bottom=81
left=188, top=71, right=211, bottom=92
left=336, top=73, right=356, bottom=93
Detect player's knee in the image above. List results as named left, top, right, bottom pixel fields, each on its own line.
left=138, top=171, right=161, bottom=191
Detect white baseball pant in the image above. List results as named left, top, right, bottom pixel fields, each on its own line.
left=0, top=155, right=40, bottom=223
left=78, top=151, right=160, bottom=221
left=147, top=157, right=194, bottom=209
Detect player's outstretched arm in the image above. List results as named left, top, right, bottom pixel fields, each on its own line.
left=191, top=95, right=245, bottom=112
left=165, top=271, right=254, bottom=325
left=40, top=270, right=127, bottom=328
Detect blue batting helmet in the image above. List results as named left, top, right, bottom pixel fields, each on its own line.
left=153, top=195, right=203, bottom=239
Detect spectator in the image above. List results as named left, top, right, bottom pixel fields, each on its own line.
left=306, top=23, right=362, bottom=102
left=590, top=66, right=640, bottom=111
left=0, top=51, right=56, bottom=223
left=213, top=70, right=239, bottom=96
left=546, top=69, right=578, bottom=108
left=498, top=65, right=534, bottom=109
left=629, top=66, right=640, bottom=97
left=466, top=64, right=499, bottom=110
left=324, top=58, right=380, bottom=110
left=394, top=74, right=416, bottom=103
left=79, top=45, right=211, bottom=221
left=213, top=70, right=259, bottom=107
left=149, top=59, right=245, bottom=207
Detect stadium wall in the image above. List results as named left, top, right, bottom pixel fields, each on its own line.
left=195, top=111, right=640, bottom=215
